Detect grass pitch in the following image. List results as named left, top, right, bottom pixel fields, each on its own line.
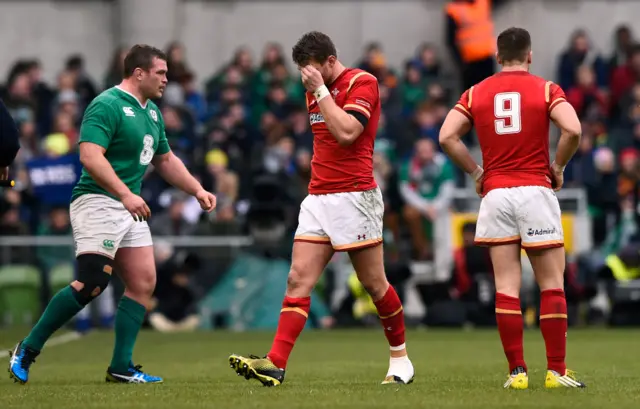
left=0, top=327, right=638, bottom=409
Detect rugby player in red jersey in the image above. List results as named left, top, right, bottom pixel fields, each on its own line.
left=229, top=31, right=414, bottom=386
left=439, top=27, right=585, bottom=390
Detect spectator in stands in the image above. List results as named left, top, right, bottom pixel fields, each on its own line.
left=63, top=54, right=97, bottom=112
left=618, top=148, right=639, bottom=197
left=445, top=0, right=496, bottom=91
left=178, top=71, right=208, bottom=124
left=151, top=190, right=201, bottom=236
left=201, top=149, right=238, bottom=222
left=591, top=147, right=621, bottom=246
left=357, top=43, right=398, bottom=90
left=399, top=138, right=455, bottom=260
left=3, top=72, right=36, bottom=128
left=0, top=189, right=30, bottom=263
left=565, top=129, right=597, bottom=188
left=166, top=41, right=189, bottom=83
left=616, top=77, right=640, bottom=127
left=610, top=44, right=640, bottom=113
left=149, top=242, right=202, bottom=333
left=608, top=25, right=634, bottom=77
left=103, top=46, right=128, bottom=89
left=566, top=65, right=609, bottom=120
left=35, top=206, right=73, bottom=303
left=558, top=30, right=608, bottom=91
left=449, top=222, right=495, bottom=326
left=400, top=62, right=426, bottom=118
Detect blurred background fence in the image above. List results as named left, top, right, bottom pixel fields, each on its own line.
left=1, top=0, right=640, bottom=333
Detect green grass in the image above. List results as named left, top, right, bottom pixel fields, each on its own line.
left=0, top=328, right=638, bottom=409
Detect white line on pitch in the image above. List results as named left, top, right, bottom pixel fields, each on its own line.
left=0, top=331, right=83, bottom=358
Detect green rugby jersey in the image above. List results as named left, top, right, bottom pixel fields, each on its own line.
left=72, top=87, right=170, bottom=202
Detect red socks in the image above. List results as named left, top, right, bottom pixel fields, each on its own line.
left=495, top=292, right=526, bottom=372
left=539, top=289, right=567, bottom=374
left=267, top=296, right=310, bottom=369
left=373, top=286, right=406, bottom=349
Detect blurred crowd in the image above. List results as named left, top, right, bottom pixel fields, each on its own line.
left=1, top=24, right=640, bottom=277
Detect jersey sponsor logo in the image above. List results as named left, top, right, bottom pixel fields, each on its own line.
left=123, top=107, right=135, bottom=117
left=139, top=135, right=155, bottom=165
left=102, top=239, right=115, bottom=249
left=150, top=110, right=158, bottom=122
left=355, top=98, right=371, bottom=109
left=526, top=227, right=557, bottom=237
left=309, top=112, right=325, bottom=125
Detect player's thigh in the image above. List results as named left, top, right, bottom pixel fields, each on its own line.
left=293, top=194, right=330, bottom=245
left=115, top=245, right=156, bottom=299
left=489, top=244, right=523, bottom=298
left=70, top=194, right=134, bottom=259
left=324, top=187, right=384, bottom=252
left=288, top=240, right=334, bottom=297
left=474, top=188, right=520, bottom=246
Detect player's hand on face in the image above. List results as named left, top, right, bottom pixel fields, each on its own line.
left=195, top=189, right=217, bottom=212
left=300, top=65, right=324, bottom=92
left=121, top=192, right=151, bottom=222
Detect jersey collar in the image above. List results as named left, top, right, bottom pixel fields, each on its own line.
left=114, top=86, right=148, bottom=109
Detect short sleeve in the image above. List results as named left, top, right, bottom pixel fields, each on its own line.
left=155, top=112, right=171, bottom=156
left=546, top=81, right=567, bottom=112
left=454, top=86, right=474, bottom=121
left=344, top=72, right=379, bottom=119
left=79, top=99, right=119, bottom=149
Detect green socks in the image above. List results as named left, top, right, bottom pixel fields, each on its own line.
left=110, top=296, right=146, bottom=372
left=23, top=286, right=83, bottom=351
left=22, top=288, right=146, bottom=373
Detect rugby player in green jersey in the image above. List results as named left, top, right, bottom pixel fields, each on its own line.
left=9, top=45, right=216, bottom=384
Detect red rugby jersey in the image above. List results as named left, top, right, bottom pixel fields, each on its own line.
left=454, top=71, right=567, bottom=195
left=306, top=68, right=380, bottom=194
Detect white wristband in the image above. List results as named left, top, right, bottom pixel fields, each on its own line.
left=313, top=85, right=330, bottom=102
left=470, top=166, right=484, bottom=181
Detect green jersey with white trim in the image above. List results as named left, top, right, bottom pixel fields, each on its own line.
left=71, top=87, right=170, bottom=202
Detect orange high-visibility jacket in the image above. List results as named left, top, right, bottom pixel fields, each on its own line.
left=446, top=0, right=495, bottom=63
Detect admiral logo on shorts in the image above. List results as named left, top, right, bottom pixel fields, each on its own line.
left=526, top=227, right=557, bottom=237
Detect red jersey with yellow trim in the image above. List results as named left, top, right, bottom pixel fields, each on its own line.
left=306, top=68, right=380, bottom=194
left=454, top=71, right=567, bottom=195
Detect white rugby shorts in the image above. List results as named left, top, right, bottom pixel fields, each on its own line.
left=70, top=194, right=153, bottom=258
left=294, top=187, right=384, bottom=251
left=475, top=186, right=564, bottom=249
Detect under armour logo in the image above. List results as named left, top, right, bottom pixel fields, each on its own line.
left=357, top=234, right=366, bottom=240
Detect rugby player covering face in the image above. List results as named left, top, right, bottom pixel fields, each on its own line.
left=229, top=31, right=414, bottom=386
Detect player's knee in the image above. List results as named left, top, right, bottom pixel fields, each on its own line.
left=71, top=254, right=113, bottom=306
left=286, top=265, right=314, bottom=297
left=361, top=278, right=389, bottom=301
left=494, top=280, right=520, bottom=298
left=125, top=270, right=156, bottom=299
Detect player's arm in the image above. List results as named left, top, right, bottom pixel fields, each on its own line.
left=548, top=82, right=581, bottom=172
left=78, top=100, right=134, bottom=199
left=305, top=68, right=376, bottom=146
left=438, top=89, right=483, bottom=180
